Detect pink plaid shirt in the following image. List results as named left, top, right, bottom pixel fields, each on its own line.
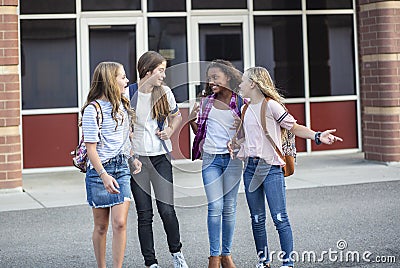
left=192, top=92, right=243, bottom=160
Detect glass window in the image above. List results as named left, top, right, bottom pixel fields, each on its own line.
left=148, top=0, right=186, bottom=12
left=307, top=15, right=355, bottom=97
left=89, top=25, right=137, bottom=85
left=306, top=0, right=352, bottom=10
left=253, top=0, right=301, bottom=11
left=198, top=23, right=244, bottom=96
left=192, top=0, right=246, bottom=9
left=148, top=17, right=188, bottom=102
left=254, top=16, right=304, bottom=98
left=82, top=0, right=141, bottom=11
left=20, top=0, right=75, bottom=14
left=21, top=19, right=77, bottom=109
left=199, top=24, right=243, bottom=70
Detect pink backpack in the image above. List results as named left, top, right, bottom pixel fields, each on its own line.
left=71, top=101, right=103, bottom=173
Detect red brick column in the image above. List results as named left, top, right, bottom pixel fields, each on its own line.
left=0, top=0, right=22, bottom=190
left=357, top=0, right=400, bottom=162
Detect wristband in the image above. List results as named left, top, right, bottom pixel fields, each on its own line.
left=315, top=131, right=322, bottom=145
left=98, top=168, right=107, bottom=177
left=132, top=153, right=139, bottom=160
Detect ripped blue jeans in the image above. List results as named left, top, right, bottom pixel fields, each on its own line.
left=243, top=157, right=294, bottom=267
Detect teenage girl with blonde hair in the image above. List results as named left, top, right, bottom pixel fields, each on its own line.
left=82, top=61, right=141, bottom=268
left=230, top=66, right=342, bottom=268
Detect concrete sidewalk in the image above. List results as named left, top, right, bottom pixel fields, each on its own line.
left=0, top=152, right=399, bottom=212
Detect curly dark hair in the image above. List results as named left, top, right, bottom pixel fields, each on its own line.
left=202, top=59, right=242, bottom=97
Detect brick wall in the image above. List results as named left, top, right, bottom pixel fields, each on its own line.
left=357, top=0, right=400, bottom=162
left=0, top=0, right=22, bottom=190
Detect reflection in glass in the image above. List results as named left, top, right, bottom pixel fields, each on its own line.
left=89, top=25, right=137, bottom=86
left=253, top=0, right=301, bottom=11
left=148, top=18, right=188, bottom=102
left=21, top=20, right=77, bottom=109
left=197, top=24, right=243, bottom=96
left=20, top=0, right=75, bottom=14
left=307, top=0, right=352, bottom=9
left=82, top=0, right=140, bottom=11
left=199, top=24, right=243, bottom=71
left=148, top=0, right=186, bottom=12
left=308, top=15, right=355, bottom=96
left=192, top=0, right=246, bottom=9
left=254, top=16, right=304, bottom=98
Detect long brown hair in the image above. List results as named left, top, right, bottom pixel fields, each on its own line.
left=81, top=61, right=133, bottom=129
left=137, top=51, right=170, bottom=122
left=202, top=59, right=242, bottom=97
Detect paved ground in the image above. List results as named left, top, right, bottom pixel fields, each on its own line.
left=0, top=153, right=399, bottom=267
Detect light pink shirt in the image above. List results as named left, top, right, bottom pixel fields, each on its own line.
left=237, top=99, right=296, bottom=166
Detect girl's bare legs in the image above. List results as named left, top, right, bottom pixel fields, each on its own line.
left=92, top=207, right=110, bottom=268
left=111, top=201, right=130, bottom=268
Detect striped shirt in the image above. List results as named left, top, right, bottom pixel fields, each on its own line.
left=82, top=99, right=131, bottom=166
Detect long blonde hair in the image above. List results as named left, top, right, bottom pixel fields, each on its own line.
left=245, top=66, right=289, bottom=138
left=81, top=61, right=133, bottom=129
left=244, top=66, right=286, bottom=106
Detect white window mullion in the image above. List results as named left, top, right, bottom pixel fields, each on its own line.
left=352, top=0, right=362, bottom=152
left=301, top=0, right=312, bottom=153
left=248, top=0, right=255, bottom=68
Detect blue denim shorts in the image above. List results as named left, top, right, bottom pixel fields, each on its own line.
left=85, top=154, right=133, bottom=208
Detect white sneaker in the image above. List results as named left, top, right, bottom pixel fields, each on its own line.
left=172, top=251, right=189, bottom=268
left=148, top=264, right=162, bottom=268
left=280, top=266, right=293, bottom=268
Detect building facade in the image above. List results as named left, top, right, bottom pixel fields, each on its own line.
left=0, top=0, right=399, bottom=190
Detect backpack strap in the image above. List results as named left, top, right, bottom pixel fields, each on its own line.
left=129, top=83, right=173, bottom=158
left=89, top=100, right=103, bottom=129
left=260, top=98, right=285, bottom=162
left=129, top=83, right=139, bottom=110
left=238, top=102, right=249, bottom=134
left=130, top=82, right=176, bottom=127
left=230, top=101, right=249, bottom=144
left=240, top=102, right=249, bottom=122
left=88, top=100, right=103, bottom=141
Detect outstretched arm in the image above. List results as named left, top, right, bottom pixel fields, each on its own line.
left=290, top=123, right=343, bottom=145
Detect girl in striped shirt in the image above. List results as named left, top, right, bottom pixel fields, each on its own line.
left=82, top=61, right=141, bottom=268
